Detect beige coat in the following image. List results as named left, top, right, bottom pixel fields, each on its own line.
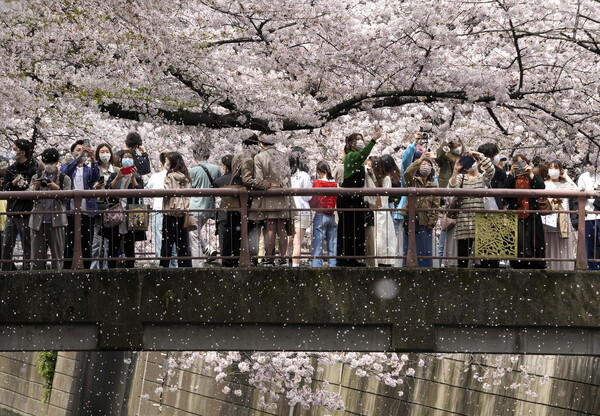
left=29, top=172, right=72, bottom=232
left=250, top=146, right=294, bottom=220
left=163, top=172, right=191, bottom=216
left=403, top=160, right=441, bottom=228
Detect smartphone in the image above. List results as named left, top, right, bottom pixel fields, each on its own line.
left=82, top=138, right=91, bottom=147
left=459, top=155, right=476, bottom=172
left=515, top=160, right=527, bottom=176
left=121, top=166, right=134, bottom=175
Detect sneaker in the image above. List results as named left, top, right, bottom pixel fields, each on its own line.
left=204, top=247, right=219, bottom=263
left=277, top=258, right=289, bottom=267
left=261, top=258, right=275, bottom=267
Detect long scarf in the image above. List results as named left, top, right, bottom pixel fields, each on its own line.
left=515, top=175, right=530, bottom=219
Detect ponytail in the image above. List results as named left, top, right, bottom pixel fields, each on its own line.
left=316, top=160, right=333, bottom=180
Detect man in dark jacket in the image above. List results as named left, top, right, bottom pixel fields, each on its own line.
left=61, top=139, right=100, bottom=269
left=116, top=132, right=152, bottom=176
left=2, top=140, right=38, bottom=270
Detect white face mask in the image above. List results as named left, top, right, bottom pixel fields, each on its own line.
left=493, top=155, right=501, bottom=164
left=99, top=154, right=111, bottom=163
left=452, top=146, right=462, bottom=155
left=73, top=151, right=81, bottom=159
left=548, top=169, right=560, bottom=180
left=354, top=140, right=366, bottom=151
left=44, top=163, right=57, bottom=173
left=419, top=164, right=432, bottom=177
left=164, top=162, right=171, bottom=170
left=468, top=162, right=478, bottom=172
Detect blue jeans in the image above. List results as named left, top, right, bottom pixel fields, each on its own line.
left=312, top=213, right=337, bottom=267
left=403, top=224, right=434, bottom=267
left=585, top=220, right=600, bottom=270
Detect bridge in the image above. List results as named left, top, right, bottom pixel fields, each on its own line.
left=1, top=267, right=598, bottom=355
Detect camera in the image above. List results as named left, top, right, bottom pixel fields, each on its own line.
left=421, top=132, right=429, bottom=140
left=40, top=178, right=50, bottom=187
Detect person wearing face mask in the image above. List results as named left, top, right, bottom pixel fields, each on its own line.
left=505, top=154, right=546, bottom=269
left=402, top=152, right=440, bottom=267
left=448, top=150, right=495, bottom=268
left=576, top=163, right=600, bottom=269
left=435, top=138, right=466, bottom=188
left=2, top=140, right=38, bottom=271
left=61, top=139, right=100, bottom=269
left=90, top=143, right=116, bottom=269
left=100, top=150, right=146, bottom=269
left=337, top=127, right=382, bottom=267
left=542, top=160, right=576, bottom=270
left=29, top=148, right=71, bottom=270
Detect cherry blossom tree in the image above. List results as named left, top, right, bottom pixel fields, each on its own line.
left=1, top=0, right=599, bottom=164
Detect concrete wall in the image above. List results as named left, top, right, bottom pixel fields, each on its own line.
left=125, top=352, right=600, bottom=416
left=1, top=352, right=599, bottom=415
left=0, top=352, right=82, bottom=416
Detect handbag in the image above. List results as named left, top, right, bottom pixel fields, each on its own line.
left=445, top=176, right=464, bottom=219
left=127, top=204, right=150, bottom=231
left=103, top=203, right=126, bottom=228
left=536, top=197, right=552, bottom=214
left=440, top=214, right=457, bottom=231
left=183, top=214, right=198, bottom=231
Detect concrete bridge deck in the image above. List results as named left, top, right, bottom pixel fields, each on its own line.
left=0, top=268, right=598, bottom=354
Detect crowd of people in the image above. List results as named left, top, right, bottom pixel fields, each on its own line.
left=0, top=129, right=598, bottom=271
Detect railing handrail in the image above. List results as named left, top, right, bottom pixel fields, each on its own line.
left=0, top=187, right=598, bottom=200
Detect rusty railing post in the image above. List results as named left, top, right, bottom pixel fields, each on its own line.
left=72, top=191, right=84, bottom=270
left=575, top=195, right=589, bottom=270
left=239, top=188, right=250, bottom=267
left=406, top=191, right=418, bottom=267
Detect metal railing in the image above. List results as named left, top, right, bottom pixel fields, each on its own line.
left=0, top=186, right=597, bottom=269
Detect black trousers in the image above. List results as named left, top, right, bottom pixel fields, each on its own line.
left=64, top=215, right=94, bottom=269
left=161, top=215, right=191, bottom=268
left=218, top=211, right=241, bottom=267
left=103, top=230, right=135, bottom=269
left=457, top=238, right=475, bottom=268
left=336, top=197, right=367, bottom=266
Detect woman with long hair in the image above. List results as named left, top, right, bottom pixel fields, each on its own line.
left=288, top=147, right=312, bottom=267
left=101, top=150, right=146, bottom=268
left=365, top=156, right=396, bottom=266
left=162, top=151, right=192, bottom=268
left=448, top=151, right=495, bottom=268
left=92, top=143, right=116, bottom=269
left=542, top=160, right=576, bottom=270
left=337, top=128, right=381, bottom=266
left=403, top=152, right=440, bottom=267
left=311, top=161, right=338, bottom=267
left=505, top=154, right=546, bottom=269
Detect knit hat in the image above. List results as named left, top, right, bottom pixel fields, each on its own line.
left=41, top=148, right=60, bottom=164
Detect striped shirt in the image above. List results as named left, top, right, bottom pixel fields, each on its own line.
left=450, top=157, right=495, bottom=240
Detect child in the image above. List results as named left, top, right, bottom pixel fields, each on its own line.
left=311, top=161, right=338, bottom=267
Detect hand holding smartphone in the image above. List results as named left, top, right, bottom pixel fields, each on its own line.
left=458, top=155, right=476, bottom=172
left=121, top=166, right=134, bottom=175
